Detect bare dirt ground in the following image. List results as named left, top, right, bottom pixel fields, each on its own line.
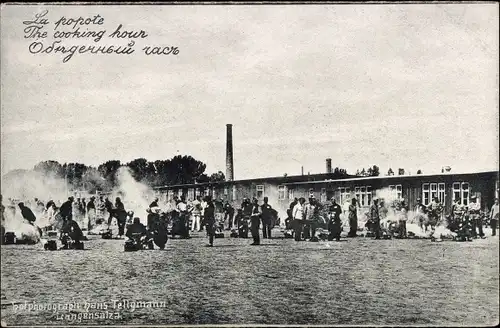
left=1, top=232, right=499, bottom=326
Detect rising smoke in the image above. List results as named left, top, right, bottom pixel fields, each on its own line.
left=1, top=169, right=69, bottom=205
left=374, top=187, right=456, bottom=239
left=1, top=170, right=70, bottom=243
left=108, top=167, right=157, bottom=226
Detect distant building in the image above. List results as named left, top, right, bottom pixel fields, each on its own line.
left=154, top=170, right=499, bottom=221
left=154, top=125, right=499, bottom=220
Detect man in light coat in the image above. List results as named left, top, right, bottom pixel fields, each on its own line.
left=292, top=197, right=306, bottom=241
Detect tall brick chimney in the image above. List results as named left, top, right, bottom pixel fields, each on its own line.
left=326, top=158, right=332, bottom=174
left=226, top=124, right=234, bottom=181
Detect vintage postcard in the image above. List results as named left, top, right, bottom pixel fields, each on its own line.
left=1, top=2, right=499, bottom=327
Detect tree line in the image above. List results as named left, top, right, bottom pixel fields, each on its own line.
left=32, top=156, right=226, bottom=193
left=30, top=158, right=424, bottom=193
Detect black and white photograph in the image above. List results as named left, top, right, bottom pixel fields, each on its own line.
left=1, top=2, right=499, bottom=327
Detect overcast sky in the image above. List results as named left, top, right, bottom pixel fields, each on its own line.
left=1, top=4, right=498, bottom=180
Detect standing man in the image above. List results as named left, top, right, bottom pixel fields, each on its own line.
left=378, top=199, right=388, bottom=221
left=304, top=197, right=316, bottom=240
left=347, top=198, right=359, bottom=238
left=428, top=197, right=443, bottom=228
left=241, top=198, right=252, bottom=238
left=489, top=198, right=499, bottom=236
left=288, top=197, right=298, bottom=221
left=114, top=197, right=127, bottom=238
left=200, top=195, right=208, bottom=232
left=451, top=198, right=464, bottom=231
left=414, top=198, right=427, bottom=231
left=250, top=198, right=261, bottom=245
left=398, top=200, right=408, bottom=238
left=204, top=196, right=216, bottom=247
left=191, top=196, right=202, bottom=232
left=81, top=198, right=87, bottom=225
left=87, top=196, right=96, bottom=231
left=60, top=197, right=74, bottom=222
left=328, top=198, right=342, bottom=241
left=105, top=197, right=114, bottom=226
left=292, top=197, right=306, bottom=241
left=261, top=197, right=275, bottom=239
left=214, top=198, right=224, bottom=226
left=370, top=198, right=381, bottom=240
left=177, top=196, right=190, bottom=239
left=96, top=196, right=106, bottom=225
left=73, top=198, right=82, bottom=226
left=224, top=202, right=235, bottom=231
left=469, top=196, right=483, bottom=238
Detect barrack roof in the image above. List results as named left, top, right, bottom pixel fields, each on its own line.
left=154, top=170, right=498, bottom=190
left=283, top=170, right=499, bottom=186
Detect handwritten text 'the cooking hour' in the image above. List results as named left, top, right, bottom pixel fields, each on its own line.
left=22, top=10, right=179, bottom=63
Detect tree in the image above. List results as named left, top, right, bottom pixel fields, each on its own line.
left=98, top=160, right=122, bottom=190
left=371, top=165, right=380, bottom=177
left=355, top=169, right=361, bottom=176
left=150, top=160, right=171, bottom=186
left=163, top=155, right=207, bottom=185
left=33, top=160, right=64, bottom=178
left=387, top=168, right=394, bottom=176
left=360, top=168, right=366, bottom=176
left=196, top=173, right=210, bottom=184
left=127, top=158, right=150, bottom=182
left=417, top=169, right=422, bottom=174
left=367, top=167, right=373, bottom=176
left=80, top=166, right=103, bottom=193
left=209, top=171, right=226, bottom=182
left=398, top=168, right=405, bottom=176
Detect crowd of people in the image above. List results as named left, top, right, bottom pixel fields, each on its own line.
left=141, top=195, right=279, bottom=246
left=1, top=191, right=499, bottom=247
left=285, top=194, right=499, bottom=241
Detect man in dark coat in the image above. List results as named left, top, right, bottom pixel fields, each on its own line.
left=114, top=197, right=127, bottom=238
left=261, top=197, right=275, bottom=239
left=59, top=197, right=74, bottom=221
left=126, top=217, right=148, bottom=240
left=18, top=202, right=36, bottom=224
left=147, top=208, right=159, bottom=231
left=204, top=196, right=216, bottom=246
left=224, top=202, right=235, bottom=231
left=86, top=197, right=96, bottom=230
left=327, top=198, right=342, bottom=241
left=250, top=198, right=261, bottom=245
left=234, top=209, right=248, bottom=238
left=60, top=217, right=84, bottom=246
left=370, top=198, right=381, bottom=239
left=81, top=198, right=87, bottom=219
left=105, top=197, right=114, bottom=226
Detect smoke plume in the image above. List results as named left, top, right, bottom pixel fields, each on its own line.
left=2, top=207, right=41, bottom=244
left=1, top=170, right=70, bottom=243
left=109, top=167, right=157, bottom=226
left=1, top=170, right=69, bottom=204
